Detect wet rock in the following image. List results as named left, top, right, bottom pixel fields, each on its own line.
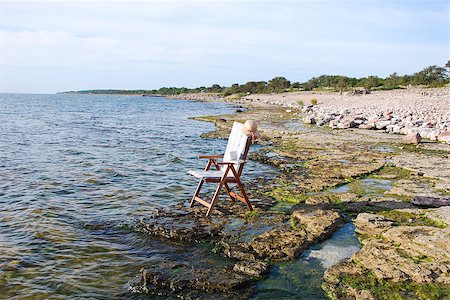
left=250, top=228, right=309, bottom=261
left=412, top=195, right=450, bottom=208
left=251, top=208, right=342, bottom=261
left=233, top=260, right=269, bottom=278
left=323, top=261, right=375, bottom=300
left=215, top=208, right=343, bottom=262
left=137, top=207, right=223, bottom=244
left=324, top=211, right=450, bottom=299
left=291, top=208, right=343, bottom=238
left=129, top=262, right=254, bottom=299
left=402, top=132, right=421, bottom=145
left=215, top=240, right=257, bottom=261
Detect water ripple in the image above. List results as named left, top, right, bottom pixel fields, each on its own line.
left=0, top=93, right=276, bottom=298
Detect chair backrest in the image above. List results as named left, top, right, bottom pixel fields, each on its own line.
left=221, top=122, right=251, bottom=175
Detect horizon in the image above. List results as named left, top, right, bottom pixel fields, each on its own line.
left=0, top=0, right=448, bottom=94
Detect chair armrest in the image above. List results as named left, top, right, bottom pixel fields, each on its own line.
left=198, top=155, right=223, bottom=159
left=216, top=161, right=239, bottom=165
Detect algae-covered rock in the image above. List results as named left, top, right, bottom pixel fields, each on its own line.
left=353, top=226, right=450, bottom=284
left=129, top=262, right=254, bottom=299
left=250, top=228, right=310, bottom=261
left=136, top=207, right=223, bottom=244
left=323, top=208, right=450, bottom=299
left=291, top=208, right=343, bottom=237
left=354, top=213, right=395, bottom=237
left=233, top=260, right=269, bottom=278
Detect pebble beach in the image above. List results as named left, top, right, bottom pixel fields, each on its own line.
left=175, top=87, right=450, bottom=144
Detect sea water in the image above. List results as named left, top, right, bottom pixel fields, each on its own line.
left=0, top=93, right=360, bottom=298
left=0, top=93, right=241, bottom=298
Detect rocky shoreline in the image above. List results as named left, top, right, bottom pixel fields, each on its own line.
left=131, top=94, right=449, bottom=299
left=173, top=87, right=450, bottom=145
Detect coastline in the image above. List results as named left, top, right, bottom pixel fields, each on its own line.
left=133, top=94, right=450, bottom=299
left=170, top=87, right=450, bottom=144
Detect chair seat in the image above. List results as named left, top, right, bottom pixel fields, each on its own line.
left=188, top=170, right=234, bottom=179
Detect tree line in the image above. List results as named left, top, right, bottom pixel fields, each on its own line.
left=67, top=61, right=450, bottom=95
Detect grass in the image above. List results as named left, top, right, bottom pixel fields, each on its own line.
left=298, top=100, right=304, bottom=106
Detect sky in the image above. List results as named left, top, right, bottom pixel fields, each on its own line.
left=0, top=0, right=448, bottom=93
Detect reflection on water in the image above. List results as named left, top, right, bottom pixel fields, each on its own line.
left=1, top=93, right=272, bottom=298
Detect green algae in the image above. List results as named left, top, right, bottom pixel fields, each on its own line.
left=324, top=265, right=450, bottom=300
left=371, top=165, right=413, bottom=180
left=401, top=145, right=449, bottom=157
left=264, top=186, right=308, bottom=204
left=378, top=210, right=447, bottom=229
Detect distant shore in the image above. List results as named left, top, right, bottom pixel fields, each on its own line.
left=171, top=87, right=450, bottom=144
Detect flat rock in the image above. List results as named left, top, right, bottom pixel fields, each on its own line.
left=252, top=208, right=343, bottom=261
left=412, top=195, right=450, bottom=208
left=354, top=213, right=395, bottom=237
left=323, top=208, right=450, bottom=299
left=216, top=208, right=343, bottom=262
left=353, top=226, right=450, bottom=284
left=233, top=260, right=269, bottom=278
left=136, top=207, right=223, bottom=244
left=129, top=262, right=254, bottom=299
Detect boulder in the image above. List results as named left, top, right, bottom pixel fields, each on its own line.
left=402, top=132, right=421, bottom=145
left=437, top=131, right=450, bottom=144
left=374, top=121, right=391, bottom=130
left=337, top=118, right=356, bottom=129
left=302, top=116, right=316, bottom=124
left=358, top=123, right=374, bottom=130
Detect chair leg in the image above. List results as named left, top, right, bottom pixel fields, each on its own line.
left=190, top=179, right=204, bottom=207
left=223, top=183, right=235, bottom=202
left=206, top=180, right=225, bottom=218
left=235, top=179, right=253, bottom=211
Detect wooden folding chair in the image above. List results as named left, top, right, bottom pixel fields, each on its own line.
left=188, top=121, right=254, bottom=218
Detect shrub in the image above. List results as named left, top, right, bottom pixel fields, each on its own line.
left=311, top=98, right=318, bottom=105
left=298, top=100, right=304, bottom=106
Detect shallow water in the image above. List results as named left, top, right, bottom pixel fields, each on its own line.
left=0, top=93, right=276, bottom=298
left=254, top=223, right=360, bottom=299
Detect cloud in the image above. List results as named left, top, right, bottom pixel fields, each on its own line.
left=0, top=1, right=448, bottom=93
